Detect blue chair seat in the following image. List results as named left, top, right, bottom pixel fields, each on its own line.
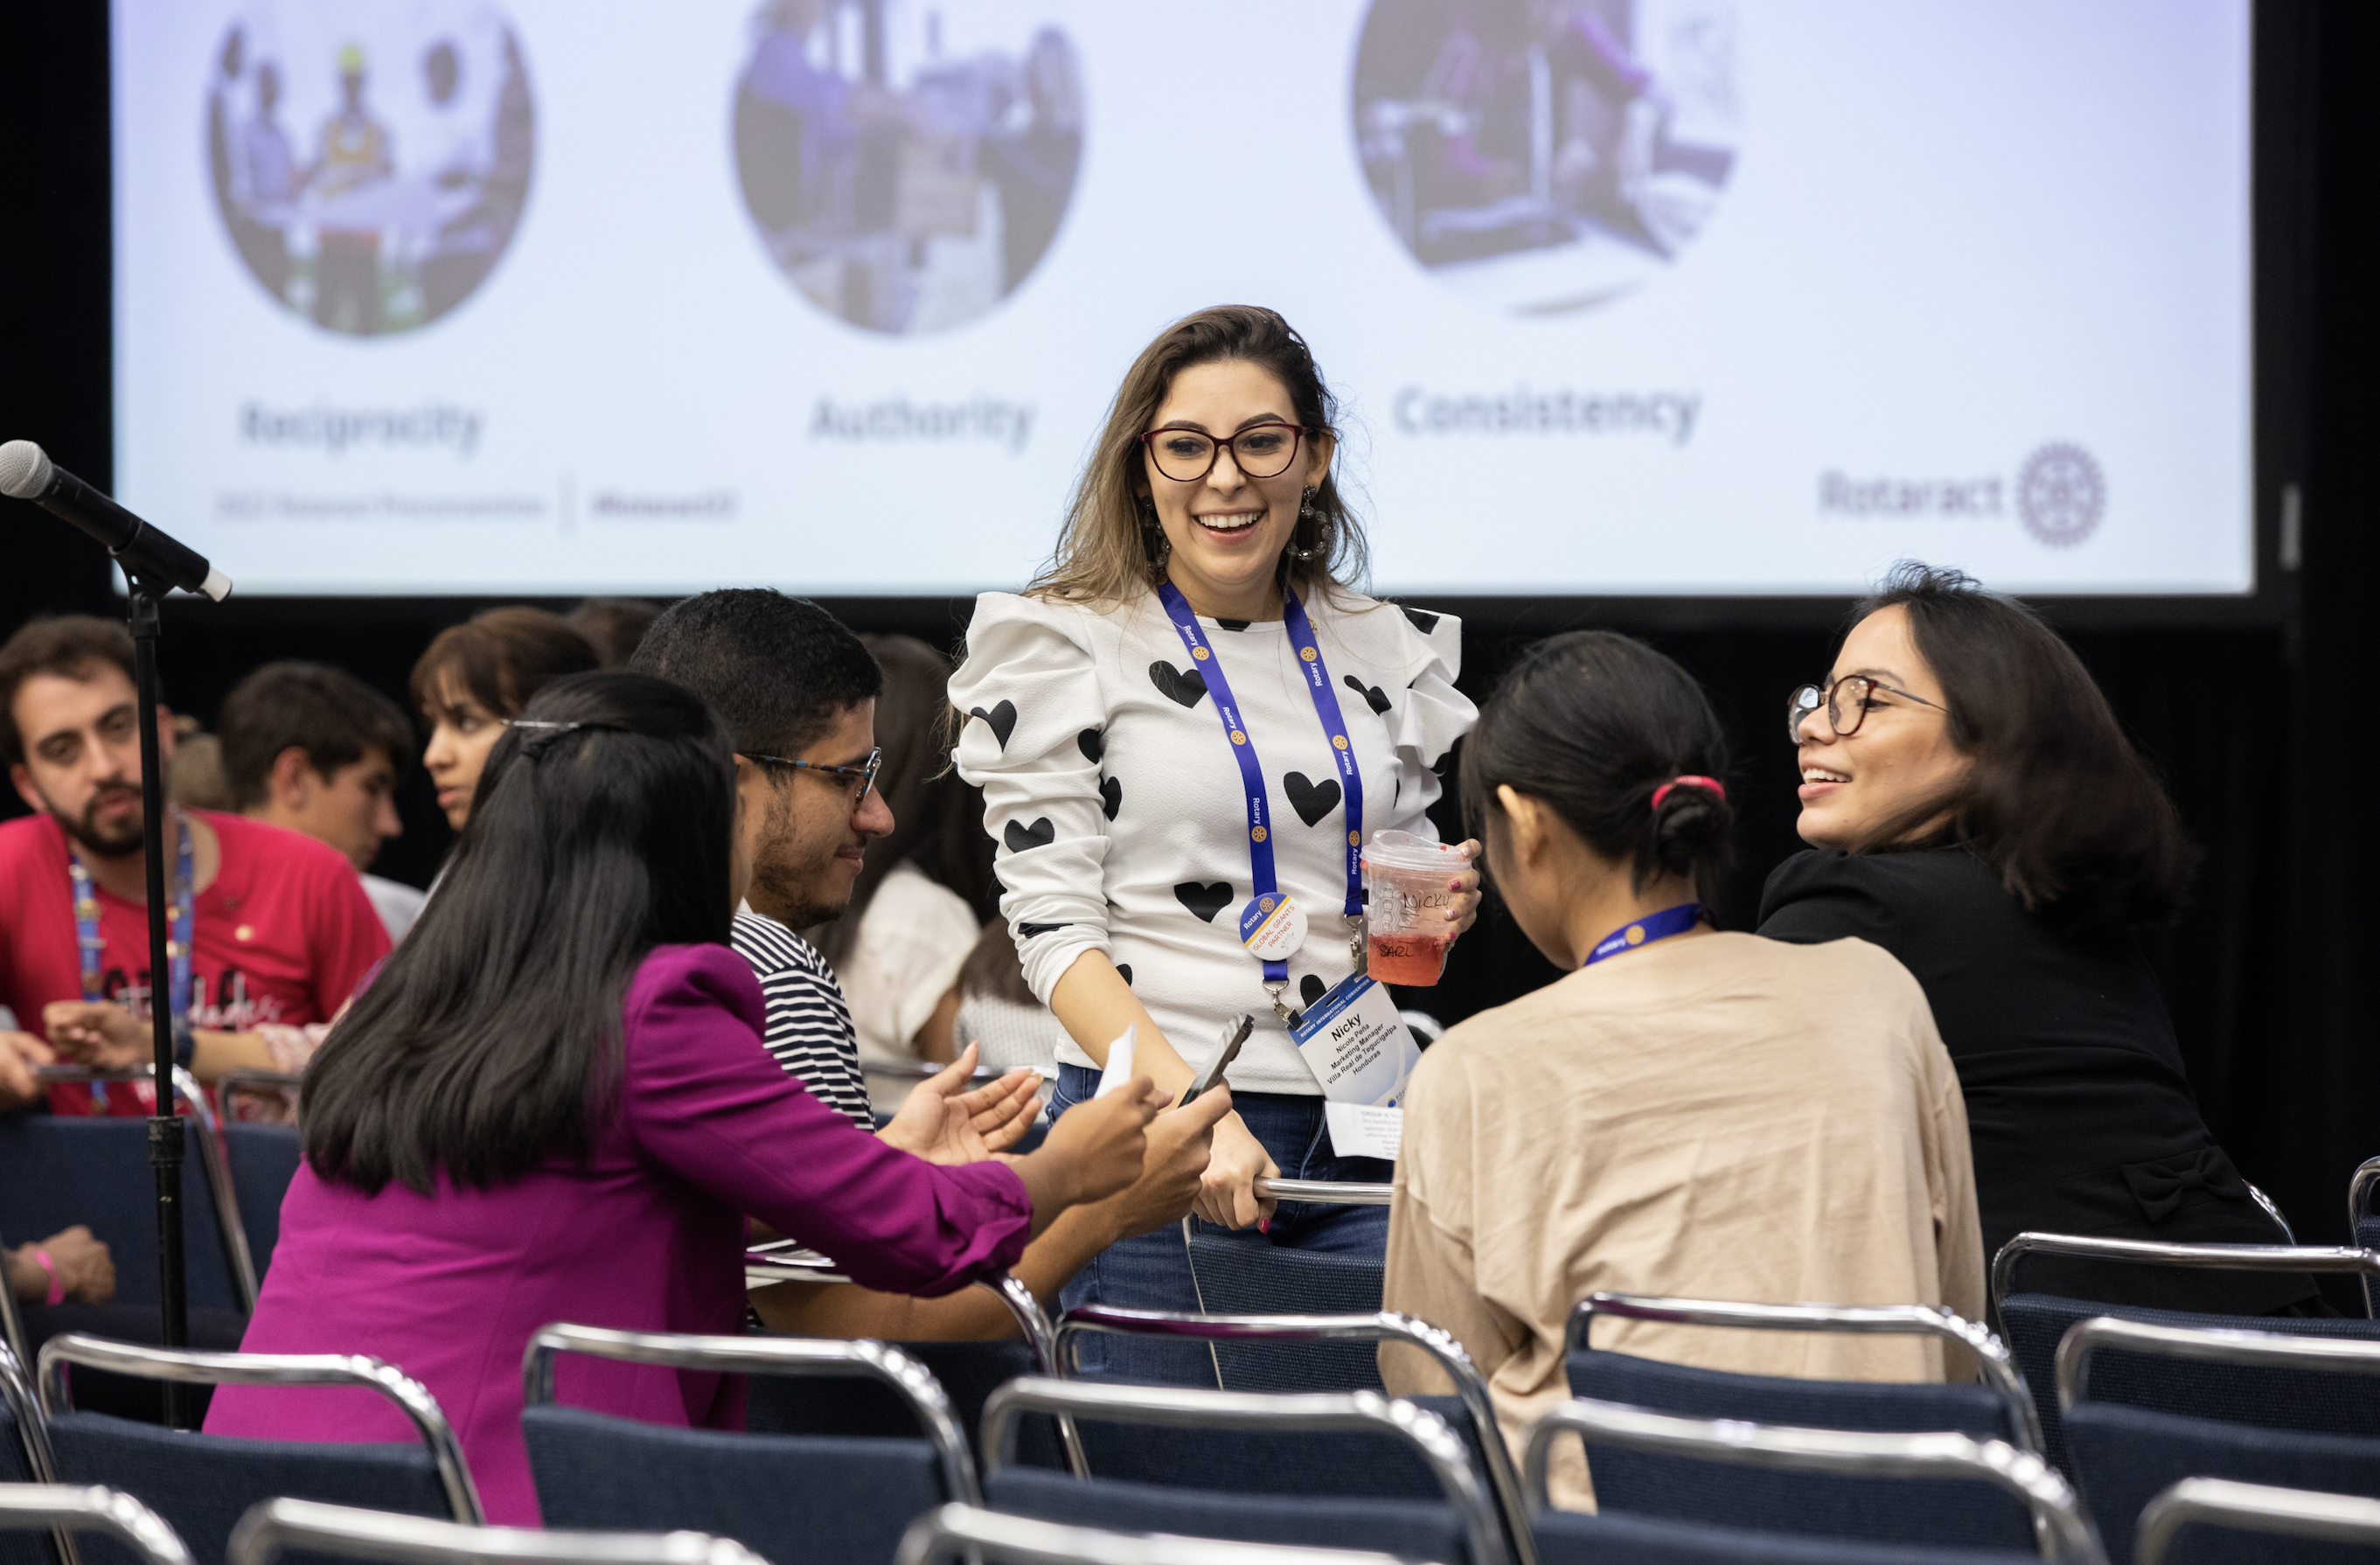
left=985, top=1465, right=1473, bottom=1564
left=2066, top=1403, right=2380, bottom=1565
left=1180, top=1235, right=1383, bottom=1393
left=0, top=1117, right=244, bottom=1312
left=1532, top=1508, right=2044, bottom=1565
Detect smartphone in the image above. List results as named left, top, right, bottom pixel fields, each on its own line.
left=1180, top=1014, right=1253, bottom=1106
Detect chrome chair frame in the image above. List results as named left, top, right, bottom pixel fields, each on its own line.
left=2350, top=1158, right=2380, bottom=1235
left=894, top=1500, right=1429, bottom=1565
left=2136, top=1477, right=2380, bottom=1565
left=0, top=1485, right=191, bottom=1565
left=29, top=1065, right=260, bottom=1313
left=2054, top=1312, right=2380, bottom=1413
left=1055, top=1302, right=1532, bottom=1562
left=1523, top=1396, right=2105, bottom=1565
left=1569, top=1290, right=2046, bottom=1454
left=35, top=1334, right=484, bottom=1526
left=522, top=1321, right=980, bottom=1506
left=210, top=1071, right=303, bottom=1123
left=226, top=1497, right=766, bottom=1565
left=1249, top=1179, right=1391, bottom=1207
left=2, top=1345, right=71, bottom=1565
left=980, top=1376, right=1508, bottom=1565
left=1989, top=1233, right=2380, bottom=1322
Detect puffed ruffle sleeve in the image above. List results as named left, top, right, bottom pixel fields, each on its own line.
left=949, top=593, right=1114, bottom=1006
left=1384, top=606, right=1476, bottom=830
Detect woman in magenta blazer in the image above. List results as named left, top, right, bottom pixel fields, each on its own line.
left=205, top=671, right=1160, bottom=1523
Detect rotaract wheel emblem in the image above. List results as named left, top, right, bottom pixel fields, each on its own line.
left=2015, top=442, right=2106, bottom=547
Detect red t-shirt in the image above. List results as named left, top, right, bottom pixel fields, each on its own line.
left=0, top=810, right=392, bottom=1116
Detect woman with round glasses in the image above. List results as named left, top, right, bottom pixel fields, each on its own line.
left=950, top=305, right=1483, bottom=1378
left=1759, top=564, right=2320, bottom=1315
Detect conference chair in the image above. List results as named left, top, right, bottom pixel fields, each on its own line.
left=978, top=1375, right=1508, bottom=1565
left=1170, top=1178, right=1391, bottom=1391
left=894, top=1501, right=1426, bottom=1565
left=0, top=1485, right=191, bottom=1565
left=0, top=1347, right=62, bottom=1565
left=226, top=1498, right=763, bottom=1565
left=520, top=1321, right=978, bottom=1565
left=1522, top=1397, right=2103, bottom=1565
left=1989, top=1232, right=2380, bottom=1473
left=2055, top=1316, right=2380, bottom=1565
left=2133, top=1478, right=2380, bottom=1565
left=1054, top=1301, right=1528, bottom=1558
left=2351, top=1158, right=2380, bottom=1315
left=35, top=1335, right=481, bottom=1565
left=209, top=1073, right=306, bottom=1285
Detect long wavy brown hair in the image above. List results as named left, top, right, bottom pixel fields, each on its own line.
left=1025, top=305, right=1370, bottom=609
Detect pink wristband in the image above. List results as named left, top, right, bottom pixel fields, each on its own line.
left=31, top=1249, right=63, bottom=1306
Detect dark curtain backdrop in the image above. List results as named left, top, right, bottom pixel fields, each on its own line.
left=4, top=6, right=2373, bottom=1270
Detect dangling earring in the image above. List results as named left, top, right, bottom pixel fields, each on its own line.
left=1141, top=497, right=1171, bottom=578
left=1288, top=488, right=1319, bottom=560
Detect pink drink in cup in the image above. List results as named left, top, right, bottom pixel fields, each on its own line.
left=1362, top=829, right=1467, bottom=986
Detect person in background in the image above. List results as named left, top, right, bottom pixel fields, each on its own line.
left=566, top=598, right=663, bottom=668
left=629, top=589, right=1228, bottom=1340
left=411, top=608, right=600, bottom=832
left=166, top=715, right=233, bottom=810
left=1381, top=630, right=1981, bottom=1506
left=811, top=634, right=993, bottom=1098
left=205, top=671, right=1168, bottom=1522
left=952, top=918, right=1070, bottom=1079
left=219, top=660, right=424, bottom=942
left=1760, top=563, right=2321, bottom=1313
left=0, top=616, right=390, bottom=1110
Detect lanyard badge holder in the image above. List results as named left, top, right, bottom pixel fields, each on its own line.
left=68, top=810, right=196, bottom=1111
left=1155, top=583, right=1366, bottom=1027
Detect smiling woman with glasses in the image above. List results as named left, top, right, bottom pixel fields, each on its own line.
left=1757, top=563, right=2321, bottom=1318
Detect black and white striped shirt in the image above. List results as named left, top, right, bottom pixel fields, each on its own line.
left=729, top=910, right=873, bottom=1130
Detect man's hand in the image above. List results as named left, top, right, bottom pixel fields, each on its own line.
left=1017, top=1076, right=1163, bottom=1213
left=879, top=1042, right=1044, bottom=1166
left=5, top=1226, right=115, bottom=1304
left=42, top=1000, right=150, bottom=1071
left=0, top=1030, right=55, bottom=1112
left=1095, top=1086, right=1232, bottom=1242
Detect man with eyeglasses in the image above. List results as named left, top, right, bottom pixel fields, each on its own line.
left=630, top=588, right=1222, bottom=1340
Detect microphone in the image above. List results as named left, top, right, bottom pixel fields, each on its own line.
left=0, top=440, right=232, bottom=602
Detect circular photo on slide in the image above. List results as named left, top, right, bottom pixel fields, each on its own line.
left=732, top=3, right=1084, bottom=335
left=204, top=2, right=534, bottom=337
left=1353, top=0, right=1740, bottom=315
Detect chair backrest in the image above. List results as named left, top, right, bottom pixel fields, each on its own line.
left=982, top=1376, right=1505, bottom=1565
left=2055, top=1318, right=2380, bottom=1565
left=35, top=1335, right=479, bottom=1565
left=210, top=1073, right=306, bottom=1288
left=226, top=1497, right=765, bottom=1565
left=894, top=1500, right=1426, bottom=1565
left=2135, top=1478, right=2380, bottom=1565
left=0, top=1350, right=63, bottom=1565
left=1530, top=1509, right=2049, bottom=1565
left=1055, top=1302, right=1528, bottom=1556
left=1177, top=1230, right=1385, bottom=1391
left=2351, top=1158, right=2380, bottom=1317
left=521, top=1322, right=975, bottom=1565
left=1523, top=1398, right=2103, bottom=1565
left=0, top=1485, right=192, bottom=1565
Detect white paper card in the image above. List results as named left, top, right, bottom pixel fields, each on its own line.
left=1290, top=976, right=1420, bottom=1107
left=1323, top=1102, right=1404, bottom=1162
left=1091, top=1024, right=1138, bottom=1099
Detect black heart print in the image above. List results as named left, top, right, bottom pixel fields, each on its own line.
left=1020, top=922, right=1068, bottom=937
left=1173, top=880, right=1233, bottom=922
left=969, top=699, right=1018, bottom=749
left=1215, top=619, right=1251, bottom=632
left=1077, top=728, right=1103, bottom=763
left=1342, top=676, right=1391, bottom=716
left=1003, top=817, right=1056, bottom=853
left=1148, top=661, right=1209, bottom=709
left=1099, top=776, right=1122, bottom=820
left=1283, top=771, right=1342, bottom=828
left=1117, top=963, right=1133, bottom=986
left=1300, top=974, right=1327, bottom=1007
left=1402, top=607, right=1441, bottom=635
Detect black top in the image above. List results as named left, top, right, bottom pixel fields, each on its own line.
left=1759, top=846, right=2311, bottom=1314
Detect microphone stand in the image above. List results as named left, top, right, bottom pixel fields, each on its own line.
left=126, top=571, right=192, bottom=1429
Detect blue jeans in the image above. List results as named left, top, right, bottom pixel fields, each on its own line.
left=1048, top=1063, right=1389, bottom=1385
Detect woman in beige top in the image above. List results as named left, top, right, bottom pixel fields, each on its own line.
left=1380, top=630, right=1984, bottom=1507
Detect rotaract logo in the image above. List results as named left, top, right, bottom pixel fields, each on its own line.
left=2015, top=442, right=2107, bottom=548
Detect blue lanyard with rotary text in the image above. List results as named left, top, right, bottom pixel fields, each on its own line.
left=1583, top=901, right=1705, bottom=966
left=66, top=810, right=196, bottom=1110
left=1156, top=581, right=1365, bottom=1020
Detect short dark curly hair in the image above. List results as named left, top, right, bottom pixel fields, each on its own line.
left=219, top=661, right=415, bottom=810
left=626, top=588, right=882, bottom=758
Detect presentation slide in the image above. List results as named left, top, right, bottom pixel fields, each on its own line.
left=112, top=0, right=2251, bottom=597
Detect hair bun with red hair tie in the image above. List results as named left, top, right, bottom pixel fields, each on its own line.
left=1651, top=775, right=1727, bottom=812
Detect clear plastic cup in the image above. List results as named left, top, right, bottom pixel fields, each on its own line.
left=1362, top=829, right=1467, bottom=986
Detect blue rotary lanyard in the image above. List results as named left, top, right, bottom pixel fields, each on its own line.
left=1155, top=583, right=1366, bottom=998
left=66, top=811, right=195, bottom=1110
left=1583, top=901, right=1705, bottom=966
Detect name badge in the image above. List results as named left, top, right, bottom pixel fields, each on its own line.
left=1290, top=973, right=1419, bottom=1158
left=1239, top=892, right=1308, bottom=963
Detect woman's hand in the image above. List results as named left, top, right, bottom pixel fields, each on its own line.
left=1020, top=1076, right=1163, bottom=1211
left=880, top=1042, right=1044, bottom=1166
left=1443, top=838, right=1485, bottom=941
left=1193, top=1109, right=1280, bottom=1230
left=41, top=1000, right=149, bottom=1071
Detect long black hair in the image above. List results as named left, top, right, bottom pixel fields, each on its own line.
left=1460, top=631, right=1735, bottom=905
left=1848, top=563, right=2195, bottom=929
left=303, top=671, right=738, bottom=1194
